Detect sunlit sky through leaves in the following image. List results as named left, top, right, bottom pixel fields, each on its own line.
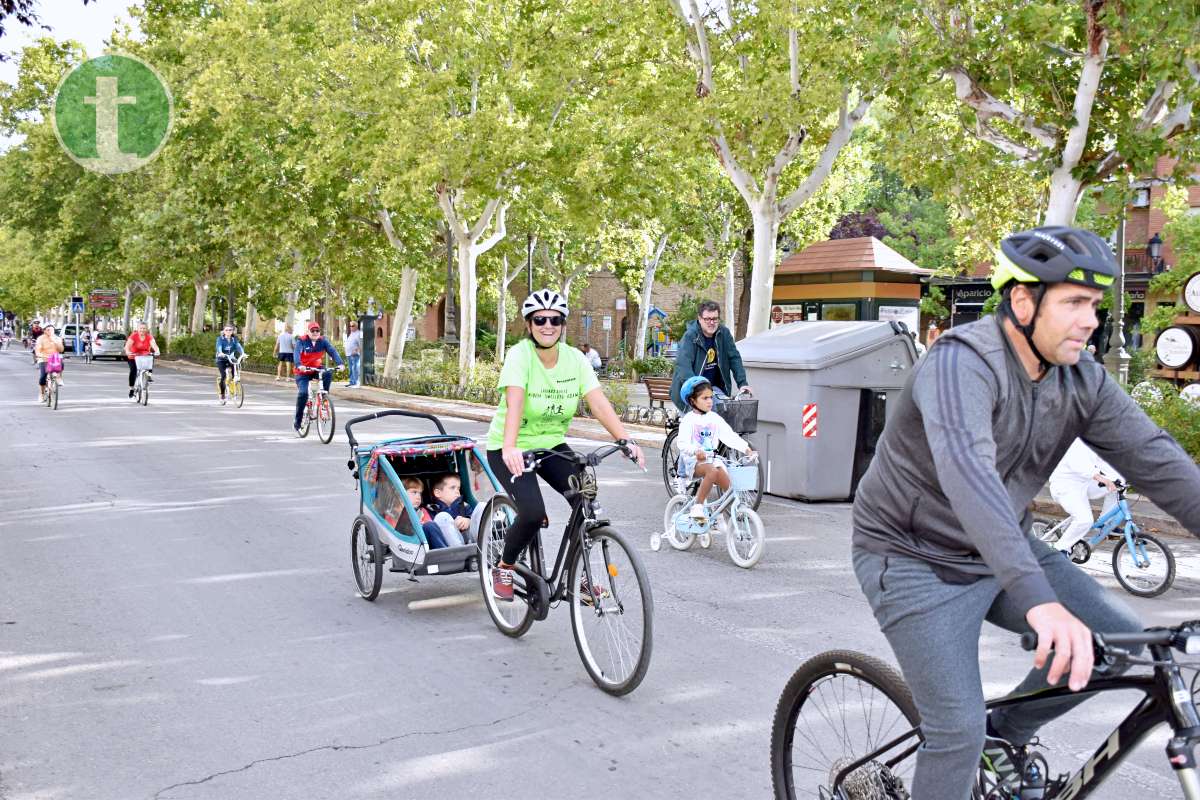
left=1, top=0, right=138, bottom=151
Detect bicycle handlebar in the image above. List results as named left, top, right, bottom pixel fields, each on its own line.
left=1021, top=621, right=1200, bottom=657
left=523, top=441, right=636, bottom=471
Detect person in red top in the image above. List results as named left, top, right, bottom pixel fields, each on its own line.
left=123, top=320, right=161, bottom=398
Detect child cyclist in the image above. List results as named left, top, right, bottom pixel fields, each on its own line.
left=676, top=376, right=755, bottom=520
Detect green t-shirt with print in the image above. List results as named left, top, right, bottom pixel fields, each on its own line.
left=486, top=339, right=601, bottom=450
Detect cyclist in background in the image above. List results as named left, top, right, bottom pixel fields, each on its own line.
left=850, top=226, right=1200, bottom=799
left=291, top=321, right=344, bottom=435
left=1047, top=438, right=1124, bottom=553
left=33, top=324, right=64, bottom=402
left=214, top=324, right=245, bottom=403
left=486, top=290, right=644, bottom=601
left=124, top=320, right=160, bottom=399
left=669, top=300, right=752, bottom=411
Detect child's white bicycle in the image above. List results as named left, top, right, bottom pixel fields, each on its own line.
left=653, top=453, right=765, bottom=568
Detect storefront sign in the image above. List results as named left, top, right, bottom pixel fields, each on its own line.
left=878, top=305, right=919, bottom=335
left=769, top=303, right=808, bottom=328
left=1185, top=272, right=1200, bottom=314
left=950, top=285, right=994, bottom=304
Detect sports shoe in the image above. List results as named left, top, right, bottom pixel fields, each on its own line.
left=491, top=567, right=514, bottom=602
left=128, top=388, right=135, bottom=398
left=293, top=425, right=302, bottom=436
left=578, top=576, right=610, bottom=607
left=689, top=504, right=707, bottom=520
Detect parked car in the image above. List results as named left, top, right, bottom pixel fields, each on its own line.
left=91, top=331, right=128, bottom=360
left=60, top=323, right=88, bottom=354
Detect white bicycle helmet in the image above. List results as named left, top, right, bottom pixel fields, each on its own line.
left=521, top=289, right=569, bottom=320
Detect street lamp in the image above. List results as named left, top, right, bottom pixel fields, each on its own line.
left=1147, top=232, right=1164, bottom=273
left=1108, top=209, right=1131, bottom=385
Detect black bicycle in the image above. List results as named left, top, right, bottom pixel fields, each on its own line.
left=661, top=391, right=764, bottom=510
left=770, top=621, right=1200, bottom=799
left=477, top=442, right=654, bottom=696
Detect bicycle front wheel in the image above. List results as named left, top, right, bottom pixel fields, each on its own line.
left=476, top=495, right=534, bottom=638
left=771, top=650, right=921, bottom=800
left=569, top=526, right=653, bottom=696
left=50, top=379, right=59, bottom=410
left=139, top=376, right=149, bottom=405
left=1112, top=532, right=1175, bottom=597
left=317, top=394, right=335, bottom=443
left=726, top=506, right=764, bottom=568
left=661, top=428, right=680, bottom=496
left=232, top=379, right=244, bottom=408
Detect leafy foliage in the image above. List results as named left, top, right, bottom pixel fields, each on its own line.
left=1134, top=384, right=1200, bottom=464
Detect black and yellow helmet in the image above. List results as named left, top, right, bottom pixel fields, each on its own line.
left=990, top=226, right=1116, bottom=292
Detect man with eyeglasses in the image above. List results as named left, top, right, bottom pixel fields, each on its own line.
left=669, top=300, right=752, bottom=411
left=292, top=321, right=345, bottom=435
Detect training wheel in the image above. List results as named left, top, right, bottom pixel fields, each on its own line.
left=699, top=532, right=712, bottom=549
left=650, top=533, right=662, bottom=552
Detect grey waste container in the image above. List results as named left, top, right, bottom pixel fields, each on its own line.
left=738, top=320, right=918, bottom=501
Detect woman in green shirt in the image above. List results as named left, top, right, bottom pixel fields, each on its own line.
left=487, top=290, right=644, bottom=601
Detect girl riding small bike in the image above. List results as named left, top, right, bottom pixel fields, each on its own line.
left=676, top=376, right=755, bottom=521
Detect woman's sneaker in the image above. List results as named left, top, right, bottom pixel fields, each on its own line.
left=689, top=504, right=707, bottom=520
left=578, top=577, right=609, bottom=607
left=491, top=567, right=514, bottom=602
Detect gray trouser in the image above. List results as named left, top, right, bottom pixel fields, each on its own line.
left=852, top=536, right=1141, bottom=800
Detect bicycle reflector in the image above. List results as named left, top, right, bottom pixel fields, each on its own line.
left=608, top=563, right=619, bottom=578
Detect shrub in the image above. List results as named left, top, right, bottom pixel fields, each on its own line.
left=1134, top=382, right=1200, bottom=463
left=631, top=356, right=672, bottom=376
left=168, top=332, right=282, bottom=372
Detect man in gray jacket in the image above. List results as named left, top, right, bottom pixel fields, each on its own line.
left=852, top=226, right=1200, bottom=799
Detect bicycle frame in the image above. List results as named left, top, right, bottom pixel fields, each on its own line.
left=824, top=651, right=1200, bottom=800
left=514, top=469, right=625, bottom=621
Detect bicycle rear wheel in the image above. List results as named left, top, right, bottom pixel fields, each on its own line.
left=477, top=495, right=534, bottom=638
left=569, top=526, right=653, bottom=696
left=1112, top=532, right=1175, bottom=597
left=298, top=395, right=313, bottom=437
left=661, top=428, right=681, bottom=496
left=771, top=650, right=920, bottom=800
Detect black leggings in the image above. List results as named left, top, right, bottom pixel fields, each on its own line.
left=217, top=359, right=231, bottom=394
left=487, top=444, right=580, bottom=565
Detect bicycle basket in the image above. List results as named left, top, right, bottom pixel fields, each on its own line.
left=134, top=355, right=154, bottom=371
left=715, top=398, right=758, bottom=435
left=728, top=464, right=758, bottom=492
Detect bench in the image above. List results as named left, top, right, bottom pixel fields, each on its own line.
left=643, top=376, right=674, bottom=420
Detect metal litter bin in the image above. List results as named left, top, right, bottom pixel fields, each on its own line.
left=737, top=320, right=918, bottom=501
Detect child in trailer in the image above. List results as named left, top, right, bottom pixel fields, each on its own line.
left=424, top=473, right=476, bottom=547
left=676, top=376, right=755, bottom=521
left=373, top=471, right=451, bottom=549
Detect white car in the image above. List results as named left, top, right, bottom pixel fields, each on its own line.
left=90, top=331, right=128, bottom=360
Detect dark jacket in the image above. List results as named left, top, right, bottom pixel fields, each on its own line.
left=852, top=314, right=1200, bottom=615
left=669, top=320, right=747, bottom=411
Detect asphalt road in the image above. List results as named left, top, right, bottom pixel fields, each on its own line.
left=1, top=349, right=1197, bottom=800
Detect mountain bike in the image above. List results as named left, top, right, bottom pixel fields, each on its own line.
left=477, top=442, right=654, bottom=696
left=217, top=354, right=246, bottom=408
left=661, top=390, right=764, bottom=510
left=297, top=366, right=336, bottom=443
left=655, top=452, right=765, bottom=568
left=132, top=355, right=154, bottom=406
left=769, top=620, right=1200, bottom=800
left=1033, top=479, right=1176, bottom=597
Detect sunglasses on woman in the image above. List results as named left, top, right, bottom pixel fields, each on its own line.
left=530, top=315, right=564, bottom=327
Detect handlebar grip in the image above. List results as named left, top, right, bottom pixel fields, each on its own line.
left=1020, top=632, right=1039, bottom=652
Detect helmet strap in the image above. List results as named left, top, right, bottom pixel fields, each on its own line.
left=1000, top=285, right=1051, bottom=374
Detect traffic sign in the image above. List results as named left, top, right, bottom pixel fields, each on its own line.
left=71, top=300, right=85, bottom=314
left=89, top=289, right=120, bottom=310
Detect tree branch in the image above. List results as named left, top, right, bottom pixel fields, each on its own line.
left=946, top=67, right=1059, bottom=149
left=476, top=202, right=508, bottom=254
left=376, top=208, right=405, bottom=252
left=711, top=130, right=761, bottom=203
left=779, top=96, right=871, bottom=217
